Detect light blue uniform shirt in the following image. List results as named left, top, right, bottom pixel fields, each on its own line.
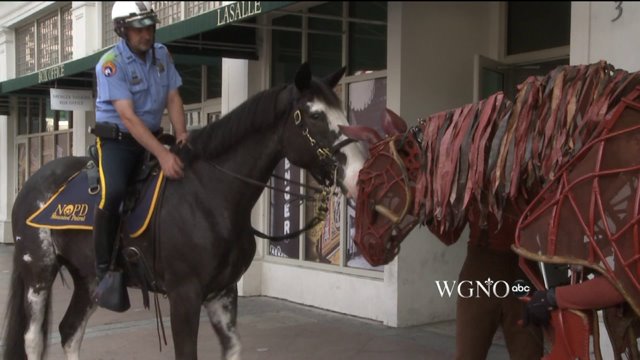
left=95, top=39, right=182, bottom=133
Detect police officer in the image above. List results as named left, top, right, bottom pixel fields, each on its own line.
left=93, top=1, right=187, bottom=290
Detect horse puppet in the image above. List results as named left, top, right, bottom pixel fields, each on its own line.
left=348, top=61, right=640, bottom=358
left=3, top=63, right=368, bottom=360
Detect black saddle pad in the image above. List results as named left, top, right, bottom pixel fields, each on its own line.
left=27, top=168, right=165, bottom=237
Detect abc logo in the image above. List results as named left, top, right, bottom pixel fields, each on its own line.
left=511, top=280, right=531, bottom=298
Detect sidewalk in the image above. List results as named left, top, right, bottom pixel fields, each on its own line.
left=0, top=244, right=510, bottom=359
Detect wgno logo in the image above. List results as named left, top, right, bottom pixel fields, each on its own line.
left=435, top=278, right=531, bottom=298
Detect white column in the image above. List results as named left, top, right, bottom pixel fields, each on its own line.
left=0, top=98, right=17, bottom=243
left=73, top=111, right=92, bottom=156
left=0, top=26, right=15, bottom=242
left=222, top=58, right=261, bottom=296
left=0, top=116, right=9, bottom=242
left=570, top=2, right=591, bottom=66
left=220, top=58, right=249, bottom=115
left=72, top=2, right=100, bottom=58
left=71, top=2, right=99, bottom=156
left=0, top=27, right=15, bottom=81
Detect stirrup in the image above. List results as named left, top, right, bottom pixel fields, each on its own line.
left=92, top=270, right=130, bottom=312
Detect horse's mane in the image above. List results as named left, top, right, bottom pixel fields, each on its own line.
left=188, top=84, right=290, bottom=159
left=415, top=61, right=640, bottom=237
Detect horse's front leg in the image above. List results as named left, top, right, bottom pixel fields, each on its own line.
left=168, top=282, right=203, bottom=360
left=204, top=284, right=241, bottom=360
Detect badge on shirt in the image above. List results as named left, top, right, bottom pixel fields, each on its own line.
left=102, top=61, right=117, bottom=77
left=157, top=61, right=165, bottom=74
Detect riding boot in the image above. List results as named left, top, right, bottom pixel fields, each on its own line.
left=92, top=207, right=119, bottom=282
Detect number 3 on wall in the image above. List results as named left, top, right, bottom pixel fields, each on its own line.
left=612, top=1, right=623, bottom=22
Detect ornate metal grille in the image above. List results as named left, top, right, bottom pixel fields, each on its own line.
left=16, top=24, right=36, bottom=76
left=37, top=11, right=60, bottom=69
left=186, top=1, right=223, bottom=17
left=152, top=1, right=182, bottom=27
left=102, top=1, right=117, bottom=47
left=61, top=5, right=73, bottom=61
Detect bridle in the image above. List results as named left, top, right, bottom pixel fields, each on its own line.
left=197, top=106, right=355, bottom=241
left=292, top=109, right=356, bottom=186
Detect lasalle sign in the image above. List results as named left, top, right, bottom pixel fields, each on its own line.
left=216, top=1, right=262, bottom=26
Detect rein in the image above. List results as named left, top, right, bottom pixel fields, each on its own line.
left=207, top=159, right=333, bottom=241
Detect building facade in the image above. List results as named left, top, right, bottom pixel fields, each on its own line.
left=0, top=1, right=637, bottom=328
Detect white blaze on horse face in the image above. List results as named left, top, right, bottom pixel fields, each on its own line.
left=309, top=100, right=366, bottom=199
left=25, top=288, right=47, bottom=360
left=23, top=253, right=32, bottom=263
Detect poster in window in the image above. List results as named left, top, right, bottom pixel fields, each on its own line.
left=269, top=158, right=301, bottom=259
left=346, top=77, right=387, bottom=270
left=304, top=175, right=341, bottom=265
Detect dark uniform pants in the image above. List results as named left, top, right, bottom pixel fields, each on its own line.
left=97, top=136, right=146, bottom=213
left=93, top=136, right=145, bottom=274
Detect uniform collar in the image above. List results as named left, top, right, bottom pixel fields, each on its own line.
left=117, top=39, right=154, bottom=64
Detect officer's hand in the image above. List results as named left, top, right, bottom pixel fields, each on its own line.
left=523, top=289, right=557, bottom=327
left=159, top=149, right=184, bottom=179
left=175, top=132, right=188, bottom=146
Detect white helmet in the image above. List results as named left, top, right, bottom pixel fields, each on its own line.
left=112, top=1, right=159, bottom=38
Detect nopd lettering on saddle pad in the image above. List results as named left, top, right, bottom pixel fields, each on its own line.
left=27, top=168, right=165, bottom=237
left=27, top=170, right=98, bottom=230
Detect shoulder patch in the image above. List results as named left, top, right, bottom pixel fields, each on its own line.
left=102, top=61, right=117, bottom=77
left=102, top=50, right=118, bottom=63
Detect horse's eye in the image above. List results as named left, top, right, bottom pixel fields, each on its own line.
left=310, top=112, right=323, bottom=121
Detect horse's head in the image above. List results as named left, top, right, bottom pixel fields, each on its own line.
left=281, top=63, right=366, bottom=199
left=351, top=110, right=422, bottom=266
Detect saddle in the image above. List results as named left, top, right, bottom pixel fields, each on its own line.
left=95, top=134, right=178, bottom=312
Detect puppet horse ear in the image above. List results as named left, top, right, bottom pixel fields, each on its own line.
left=382, top=109, right=408, bottom=136
left=339, top=125, right=383, bottom=145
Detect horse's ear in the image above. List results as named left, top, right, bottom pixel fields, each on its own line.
left=324, top=66, right=347, bottom=89
left=295, top=62, right=312, bottom=91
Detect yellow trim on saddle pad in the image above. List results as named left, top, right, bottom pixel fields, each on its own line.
left=26, top=171, right=94, bottom=230
left=130, top=172, right=165, bottom=238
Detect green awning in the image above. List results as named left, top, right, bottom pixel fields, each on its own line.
left=0, top=1, right=294, bottom=96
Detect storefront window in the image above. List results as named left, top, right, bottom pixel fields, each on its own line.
left=16, top=23, right=36, bottom=76
left=206, top=60, right=222, bottom=99
left=346, top=77, right=387, bottom=270
left=55, top=133, right=69, bottom=158
left=29, top=137, right=41, bottom=177
left=176, top=63, right=204, bottom=105
left=271, top=15, right=302, bottom=87
left=16, top=97, right=73, bottom=193
left=37, top=10, right=60, bottom=70
left=269, top=159, right=301, bottom=259
left=348, top=2, right=387, bottom=75
left=309, top=3, right=342, bottom=78
left=305, top=186, right=342, bottom=265
left=268, top=2, right=387, bottom=272
left=102, top=2, right=117, bottom=48
left=17, top=143, right=27, bottom=192
left=16, top=6, right=73, bottom=76
left=507, top=1, right=570, bottom=55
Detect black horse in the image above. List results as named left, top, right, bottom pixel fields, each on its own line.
left=3, top=63, right=366, bottom=360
